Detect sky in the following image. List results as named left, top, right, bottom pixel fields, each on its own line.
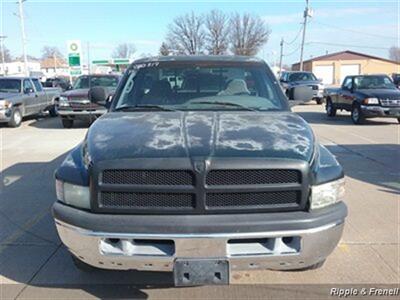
left=1, top=0, right=398, bottom=67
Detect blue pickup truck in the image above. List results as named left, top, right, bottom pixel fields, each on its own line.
left=324, top=74, right=400, bottom=124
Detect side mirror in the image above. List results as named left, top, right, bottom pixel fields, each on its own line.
left=24, top=87, right=34, bottom=94
left=318, top=78, right=323, bottom=83
left=88, top=86, right=111, bottom=106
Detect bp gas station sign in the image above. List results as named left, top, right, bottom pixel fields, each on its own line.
left=67, top=40, right=82, bottom=76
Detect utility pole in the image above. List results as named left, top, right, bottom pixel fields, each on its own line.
left=299, top=0, right=311, bottom=71
left=18, top=0, right=29, bottom=76
left=279, top=37, right=284, bottom=76
left=53, top=53, right=57, bottom=75
left=0, top=35, right=6, bottom=75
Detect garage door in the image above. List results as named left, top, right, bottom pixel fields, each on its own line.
left=313, top=65, right=334, bottom=85
left=340, top=64, right=360, bottom=84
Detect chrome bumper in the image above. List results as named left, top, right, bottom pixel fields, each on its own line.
left=0, top=109, right=11, bottom=122
left=55, top=219, right=344, bottom=272
left=361, top=105, right=400, bottom=118
left=58, top=109, right=107, bottom=116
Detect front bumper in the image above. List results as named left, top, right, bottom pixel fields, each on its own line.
left=53, top=201, right=347, bottom=272
left=0, top=108, right=12, bottom=123
left=361, top=105, right=400, bottom=118
left=58, top=108, right=107, bottom=120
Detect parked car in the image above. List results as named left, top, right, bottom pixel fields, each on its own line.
left=325, top=74, right=400, bottom=124
left=43, top=77, right=72, bottom=91
left=280, top=71, right=324, bottom=104
left=0, top=77, right=61, bottom=127
left=391, top=73, right=400, bottom=88
left=53, top=56, right=347, bottom=286
left=58, top=74, right=120, bottom=128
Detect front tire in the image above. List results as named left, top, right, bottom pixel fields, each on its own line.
left=351, top=103, right=365, bottom=124
left=397, top=118, right=400, bottom=124
left=61, top=118, right=74, bottom=128
left=316, top=98, right=323, bottom=105
left=8, top=108, right=22, bottom=127
left=326, top=98, right=336, bottom=117
left=48, top=105, right=58, bottom=117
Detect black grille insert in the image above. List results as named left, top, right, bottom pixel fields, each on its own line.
left=206, top=169, right=301, bottom=185
left=206, top=191, right=300, bottom=209
left=102, top=170, right=194, bottom=186
left=100, top=192, right=195, bottom=209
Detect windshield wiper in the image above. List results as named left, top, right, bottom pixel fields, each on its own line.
left=191, top=101, right=257, bottom=111
left=114, top=104, right=176, bottom=112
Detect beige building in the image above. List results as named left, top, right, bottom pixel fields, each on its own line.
left=292, top=50, right=400, bottom=86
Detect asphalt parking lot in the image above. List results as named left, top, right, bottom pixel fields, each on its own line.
left=1, top=104, right=399, bottom=299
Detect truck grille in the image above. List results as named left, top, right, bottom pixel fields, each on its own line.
left=206, top=191, right=300, bottom=209
left=206, top=169, right=300, bottom=185
left=100, top=192, right=195, bottom=210
left=380, top=99, right=400, bottom=107
left=93, top=159, right=309, bottom=214
left=102, top=170, right=194, bottom=186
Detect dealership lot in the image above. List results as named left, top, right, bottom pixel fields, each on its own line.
left=1, top=104, right=399, bottom=299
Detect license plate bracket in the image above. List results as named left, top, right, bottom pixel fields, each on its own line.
left=173, top=259, right=229, bottom=286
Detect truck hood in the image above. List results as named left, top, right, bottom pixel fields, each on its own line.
left=0, top=92, right=20, bottom=100
left=289, top=80, right=320, bottom=86
left=357, top=89, right=400, bottom=100
left=86, top=111, right=315, bottom=163
left=61, top=88, right=89, bottom=99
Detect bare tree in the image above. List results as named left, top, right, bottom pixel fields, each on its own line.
left=229, top=13, right=271, bottom=56
left=165, top=12, right=206, bottom=55
left=389, top=46, right=400, bottom=62
left=159, top=42, right=171, bottom=56
left=41, top=46, right=64, bottom=59
left=1, top=45, right=12, bottom=63
left=205, top=10, right=229, bottom=55
left=112, top=43, right=136, bottom=58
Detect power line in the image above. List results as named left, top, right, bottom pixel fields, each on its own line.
left=311, top=20, right=396, bottom=40
left=284, top=25, right=303, bottom=46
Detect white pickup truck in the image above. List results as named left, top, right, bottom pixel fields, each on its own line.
left=0, top=77, right=61, bottom=127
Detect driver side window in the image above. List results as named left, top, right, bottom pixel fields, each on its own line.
left=343, top=77, right=353, bottom=90
left=23, top=79, right=34, bottom=93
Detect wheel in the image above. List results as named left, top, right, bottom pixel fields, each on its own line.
left=48, top=105, right=58, bottom=117
left=326, top=98, right=336, bottom=117
left=8, top=107, right=22, bottom=127
left=316, top=98, right=323, bottom=105
left=61, top=118, right=74, bottom=128
left=286, top=89, right=293, bottom=100
left=70, top=255, right=98, bottom=272
left=351, top=103, right=365, bottom=124
left=397, top=118, right=400, bottom=123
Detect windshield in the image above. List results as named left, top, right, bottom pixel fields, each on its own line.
left=73, top=76, right=118, bottom=89
left=288, top=72, right=317, bottom=82
left=114, top=62, right=285, bottom=111
left=354, top=76, right=396, bottom=90
left=0, top=79, right=21, bottom=93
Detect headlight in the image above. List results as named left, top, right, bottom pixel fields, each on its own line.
left=310, top=178, right=345, bottom=210
left=363, top=97, right=379, bottom=105
left=0, top=100, right=12, bottom=110
left=59, top=96, right=70, bottom=107
left=55, top=179, right=90, bottom=209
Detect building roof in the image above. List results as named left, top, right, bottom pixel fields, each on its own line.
left=40, top=57, right=68, bottom=69
left=293, top=50, right=400, bottom=66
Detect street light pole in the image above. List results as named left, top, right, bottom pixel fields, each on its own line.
left=279, top=37, right=284, bottom=76
left=299, top=0, right=310, bottom=71
left=18, top=0, right=29, bottom=76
